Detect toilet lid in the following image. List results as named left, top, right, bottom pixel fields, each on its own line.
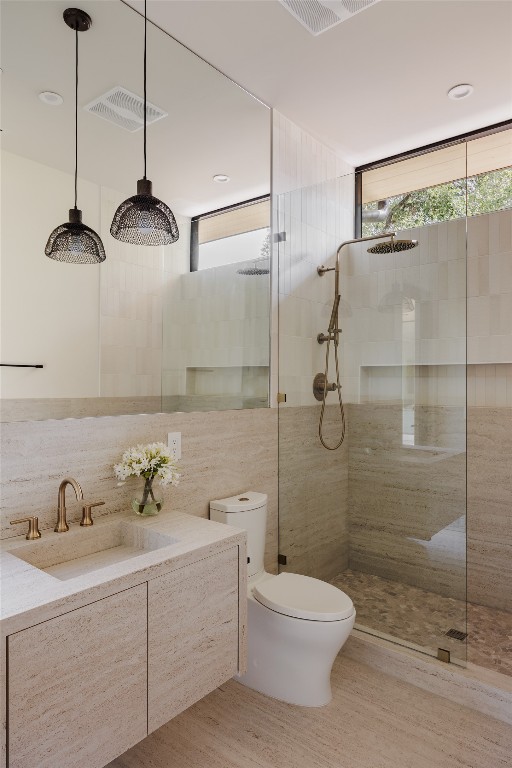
left=253, top=573, right=354, bottom=622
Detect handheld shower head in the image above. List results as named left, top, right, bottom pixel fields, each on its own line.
left=328, top=294, right=340, bottom=333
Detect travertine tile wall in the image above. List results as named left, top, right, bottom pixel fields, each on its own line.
left=0, top=408, right=278, bottom=573
left=345, top=208, right=512, bottom=614
left=465, top=212, right=512, bottom=606
left=272, top=111, right=354, bottom=580
left=467, top=406, right=512, bottom=612
left=347, top=403, right=466, bottom=600
left=278, top=406, right=348, bottom=582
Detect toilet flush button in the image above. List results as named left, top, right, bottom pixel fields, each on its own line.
left=239, top=497, right=250, bottom=501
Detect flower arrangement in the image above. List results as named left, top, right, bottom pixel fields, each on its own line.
left=114, top=442, right=180, bottom=516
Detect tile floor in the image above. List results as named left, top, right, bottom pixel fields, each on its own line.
left=331, top=569, right=512, bottom=676
left=109, top=655, right=512, bottom=768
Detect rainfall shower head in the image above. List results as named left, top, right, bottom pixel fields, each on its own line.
left=367, top=236, right=418, bottom=254
left=237, top=261, right=270, bottom=276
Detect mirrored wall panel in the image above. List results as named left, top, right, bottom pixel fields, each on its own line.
left=1, top=0, right=270, bottom=422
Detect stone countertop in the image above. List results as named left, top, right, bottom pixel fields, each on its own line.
left=0, top=511, right=245, bottom=636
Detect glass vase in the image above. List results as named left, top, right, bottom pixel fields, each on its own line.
left=131, top=476, right=163, bottom=517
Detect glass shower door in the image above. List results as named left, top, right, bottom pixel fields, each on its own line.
left=276, top=169, right=467, bottom=665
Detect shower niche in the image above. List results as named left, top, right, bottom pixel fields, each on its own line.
left=183, top=365, right=269, bottom=409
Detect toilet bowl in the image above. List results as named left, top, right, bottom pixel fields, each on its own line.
left=210, top=491, right=355, bottom=707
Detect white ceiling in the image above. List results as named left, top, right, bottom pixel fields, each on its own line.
left=3, top=0, right=510, bottom=217
left=129, top=0, right=512, bottom=167
left=1, top=1, right=270, bottom=217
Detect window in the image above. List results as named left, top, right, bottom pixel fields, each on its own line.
left=359, top=126, right=512, bottom=236
left=191, top=197, right=270, bottom=271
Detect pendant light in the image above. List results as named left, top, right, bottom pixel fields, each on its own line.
left=110, top=0, right=179, bottom=246
left=45, top=8, right=106, bottom=264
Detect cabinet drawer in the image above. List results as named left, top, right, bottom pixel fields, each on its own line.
left=148, top=546, right=239, bottom=733
left=8, top=584, right=147, bottom=768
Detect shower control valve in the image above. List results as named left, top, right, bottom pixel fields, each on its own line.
left=313, top=373, right=341, bottom=401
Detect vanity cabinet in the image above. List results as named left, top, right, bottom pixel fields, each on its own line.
left=148, top=546, right=239, bottom=732
left=7, top=584, right=147, bottom=768
left=5, top=542, right=245, bottom=768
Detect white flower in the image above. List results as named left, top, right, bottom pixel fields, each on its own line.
left=114, top=441, right=180, bottom=487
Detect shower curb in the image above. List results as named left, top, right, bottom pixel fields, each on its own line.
left=344, top=630, right=512, bottom=725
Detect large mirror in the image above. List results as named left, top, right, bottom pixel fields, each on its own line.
left=0, top=0, right=271, bottom=422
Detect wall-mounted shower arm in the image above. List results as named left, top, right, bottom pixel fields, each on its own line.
left=317, top=232, right=396, bottom=296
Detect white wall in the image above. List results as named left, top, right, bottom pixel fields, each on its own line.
left=0, top=151, right=195, bottom=403
left=1, top=151, right=100, bottom=398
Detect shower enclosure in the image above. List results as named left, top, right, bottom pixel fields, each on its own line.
left=276, top=169, right=468, bottom=665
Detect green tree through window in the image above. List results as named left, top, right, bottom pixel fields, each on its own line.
left=362, top=167, right=512, bottom=237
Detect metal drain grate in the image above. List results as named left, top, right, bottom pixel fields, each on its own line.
left=445, top=628, right=468, bottom=641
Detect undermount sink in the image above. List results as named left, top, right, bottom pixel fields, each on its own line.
left=10, top=520, right=178, bottom=581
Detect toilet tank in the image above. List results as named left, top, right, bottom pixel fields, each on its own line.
left=210, top=492, right=267, bottom=578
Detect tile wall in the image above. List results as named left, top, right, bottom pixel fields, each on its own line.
left=273, top=111, right=354, bottom=579
left=99, top=188, right=191, bottom=399
left=0, top=408, right=278, bottom=573
left=162, top=261, right=269, bottom=406
left=344, top=208, right=512, bottom=615
left=271, top=111, right=353, bottom=405
left=347, top=403, right=466, bottom=600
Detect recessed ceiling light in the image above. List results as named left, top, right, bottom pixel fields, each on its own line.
left=39, top=91, right=64, bottom=106
left=447, top=84, right=474, bottom=101
left=213, top=174, right=230, bottom=183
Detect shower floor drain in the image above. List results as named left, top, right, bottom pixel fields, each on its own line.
left=445, top=628, right=468, bottom=641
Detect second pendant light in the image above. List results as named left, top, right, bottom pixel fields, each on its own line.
left=110, top=0, right=179, bottom=246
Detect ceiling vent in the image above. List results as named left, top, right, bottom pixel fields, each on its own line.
left=84, top=87, right=167, bottom=132
left=278, top=0, right=380, bottom=36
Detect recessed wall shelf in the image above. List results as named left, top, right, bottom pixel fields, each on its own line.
left=186, top=366, right=268, bottom=397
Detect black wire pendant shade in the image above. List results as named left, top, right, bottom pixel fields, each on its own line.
left=45, top=8, right=105, bottom=264
left=110, top=0, right=179, bottom=247
left=110, top=178, right=179, bottom=246
left=46, top=208, right=106, bottom=263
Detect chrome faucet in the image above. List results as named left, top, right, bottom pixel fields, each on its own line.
left=55, top=477, right=83, bottom=533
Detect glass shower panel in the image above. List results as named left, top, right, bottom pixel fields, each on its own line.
left=343, top=218, right=467, bottom=665
left=277, top=166, right=467, bottom=664
left=162, top=257, right=270, bottom=413
left=277, top=173, right=354, bottom=584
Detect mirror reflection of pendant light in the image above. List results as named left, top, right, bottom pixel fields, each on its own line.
left=45, top=8, right=106, bottom=264
left=110, top=0, right=179, bottom=246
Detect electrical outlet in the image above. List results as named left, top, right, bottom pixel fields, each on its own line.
left=167, top=432, right=181, bottom=460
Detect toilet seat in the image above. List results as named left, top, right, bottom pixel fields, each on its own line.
left=253, top=572, right=354, bottom=622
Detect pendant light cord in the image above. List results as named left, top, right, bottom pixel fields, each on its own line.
left=74, top=26, right=78, bottom=209
left=143, top=0, right=147, bottom=180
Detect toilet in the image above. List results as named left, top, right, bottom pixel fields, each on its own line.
left=210, top=491, right=355, bottom=707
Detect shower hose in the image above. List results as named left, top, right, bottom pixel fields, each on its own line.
left=318, top=328, right=346, bottom=450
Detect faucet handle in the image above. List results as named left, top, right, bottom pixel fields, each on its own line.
left=10, top=516, right=42, bottom=540
left=81, top=501, right=105, bottom=527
